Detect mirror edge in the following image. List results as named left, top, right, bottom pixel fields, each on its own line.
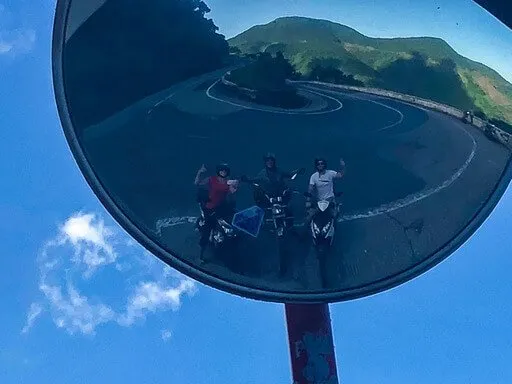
left=51, top=0, right=512, bottom=303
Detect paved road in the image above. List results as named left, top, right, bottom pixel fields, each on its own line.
left=80, top=72, right=511, bottom=293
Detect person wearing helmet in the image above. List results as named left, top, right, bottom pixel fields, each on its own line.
left=194, top=163, right=239, bottom=257
left=306, top=157, right=346, bottom=221
left=243, top=153, right=297, bottom=204
left=195, top=163, right=238, bottom=210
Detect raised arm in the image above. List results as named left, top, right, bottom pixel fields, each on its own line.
left=194, top=164, right=209, bottom=186
left=242, top=169, right=265, bottom=184
left=333, top=158, right=346, bottom=179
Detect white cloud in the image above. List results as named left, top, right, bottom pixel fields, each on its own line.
left=24, top=212, right=197, bottom=337
left=39, top=283, right=115, bottom=335
left=161, top=329, right=172, bottom=342
left=21, top=303, right=43, bottom=334
left=120, top=280, right=196, bottom=327
left=58, top=212, right=117, bottom=278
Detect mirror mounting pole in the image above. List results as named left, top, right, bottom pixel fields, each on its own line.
left=285, top=303, right=339, bottom=384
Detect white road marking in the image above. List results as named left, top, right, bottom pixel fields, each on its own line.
left=351, top=93, right=404, bottom=131
left=339, top=123, right=477, bottom=221
left=147, top=92, right=177, bottom=116
left=149, top=80, right=477, bottom=234
left=146, top=78, right=208, bottom=116
left=205, top=80, right=343, bottom=115
left=154, top=216, right=197, bottom=236
left=301, top=85, right=404, bottom=131
left=151, top=106, right=478, bottom=234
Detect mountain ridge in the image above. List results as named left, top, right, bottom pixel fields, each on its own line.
left=228, top=16, right=512, bottom=123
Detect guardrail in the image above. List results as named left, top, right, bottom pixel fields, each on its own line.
left=291, top=80, right=512, bottom=149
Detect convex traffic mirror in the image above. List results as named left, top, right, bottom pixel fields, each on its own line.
left=53, top=0, right=512, bottom=302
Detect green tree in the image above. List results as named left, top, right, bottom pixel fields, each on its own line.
left=307, top=59, right=364, bottom=86
left=473, top=109, right=488, bottom=120
left=376, top=53, right=474, bottom=110
left=64, top=0, right=229, bottom=128
left=226, top=52, right=306, bottom=108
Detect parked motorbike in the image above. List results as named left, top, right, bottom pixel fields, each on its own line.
left=305, top=191, right=343, bottom=287
left=461, top=110, right=474, bottom=124
left=196, top=203, right=237, bottom=251
left=247, top=168, right=304, bottom=239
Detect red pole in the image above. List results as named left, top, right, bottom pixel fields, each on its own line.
left=285, top=303, right=339, bottom=384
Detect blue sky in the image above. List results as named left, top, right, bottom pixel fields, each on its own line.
left=1, top=0, right=512, bottom=383
left=209, top=0, right=512, bottom=83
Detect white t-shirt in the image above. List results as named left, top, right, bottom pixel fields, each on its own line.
left=309, top=170, right=338, bottom=201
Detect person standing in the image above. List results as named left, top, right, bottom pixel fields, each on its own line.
left=306, top=157, right=346, bottom=221
left=194, top=163, right=238, bottom=261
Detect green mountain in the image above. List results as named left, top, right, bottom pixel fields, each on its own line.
left=229, top=17, right=512, bottom=123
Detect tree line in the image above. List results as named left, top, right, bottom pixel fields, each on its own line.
left=64, top=0, right=230, bottom=128
left=228, top=51, right=364, bottom=90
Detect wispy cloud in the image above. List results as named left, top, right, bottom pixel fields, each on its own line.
left=23, top=212, right=197, bottom=336
left=0, top=29, right=35, bottom=55
left=161, top=329, right=172, bottom=342
left=21, top=303, right=43, bottom=334
left=0, top=5, right=35, bottom=56
left=119, top=280, right=197, bottom=327
left=38, top=282, right=116, bottom=335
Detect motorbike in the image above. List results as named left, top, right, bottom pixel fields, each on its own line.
left=461, top=110, right=474, bottom=124
left=196, top=198, right=237, bottom=252
left=305, top=191, right=343, bottom=287
left=246, top=168, right=304, bottom=239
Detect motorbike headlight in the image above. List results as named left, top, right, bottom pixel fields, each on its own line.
left=272, top=207, right=283, bottom=215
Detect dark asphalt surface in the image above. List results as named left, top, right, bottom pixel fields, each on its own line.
left=79, top=72, right=511, bottom=293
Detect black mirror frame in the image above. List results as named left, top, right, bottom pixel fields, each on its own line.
left=52, top=0, right=512, bottom=303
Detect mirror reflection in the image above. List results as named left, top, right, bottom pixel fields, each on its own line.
left=58, top=0, right=512, bottom=296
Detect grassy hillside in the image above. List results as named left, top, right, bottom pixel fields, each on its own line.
left=229, top=16, right=512, bottom=124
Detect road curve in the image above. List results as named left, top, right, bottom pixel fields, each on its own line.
left=81, top=73, right=511, bottom=293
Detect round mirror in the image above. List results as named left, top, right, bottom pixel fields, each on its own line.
left=52, top=0, right=512, bottom=302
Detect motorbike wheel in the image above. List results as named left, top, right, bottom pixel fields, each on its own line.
left=278, top=241, right=288, bottom=278
left=276, top=226, right=290, bottom=278
left=316, top=244, right=330, bottom=289
left=221, top=237, right=245, bottom=274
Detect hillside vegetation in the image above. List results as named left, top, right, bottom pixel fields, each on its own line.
left=229, top=16, right=512, bottom=125
left=224, top=52, right=308, bottom=108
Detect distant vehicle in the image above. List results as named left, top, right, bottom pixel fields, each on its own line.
left=484, top=123, right=498, bottom=141
left=462, top=110, right=474, bottom=124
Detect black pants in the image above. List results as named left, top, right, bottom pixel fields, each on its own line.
left=199, top=208, right=216, bottom=248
